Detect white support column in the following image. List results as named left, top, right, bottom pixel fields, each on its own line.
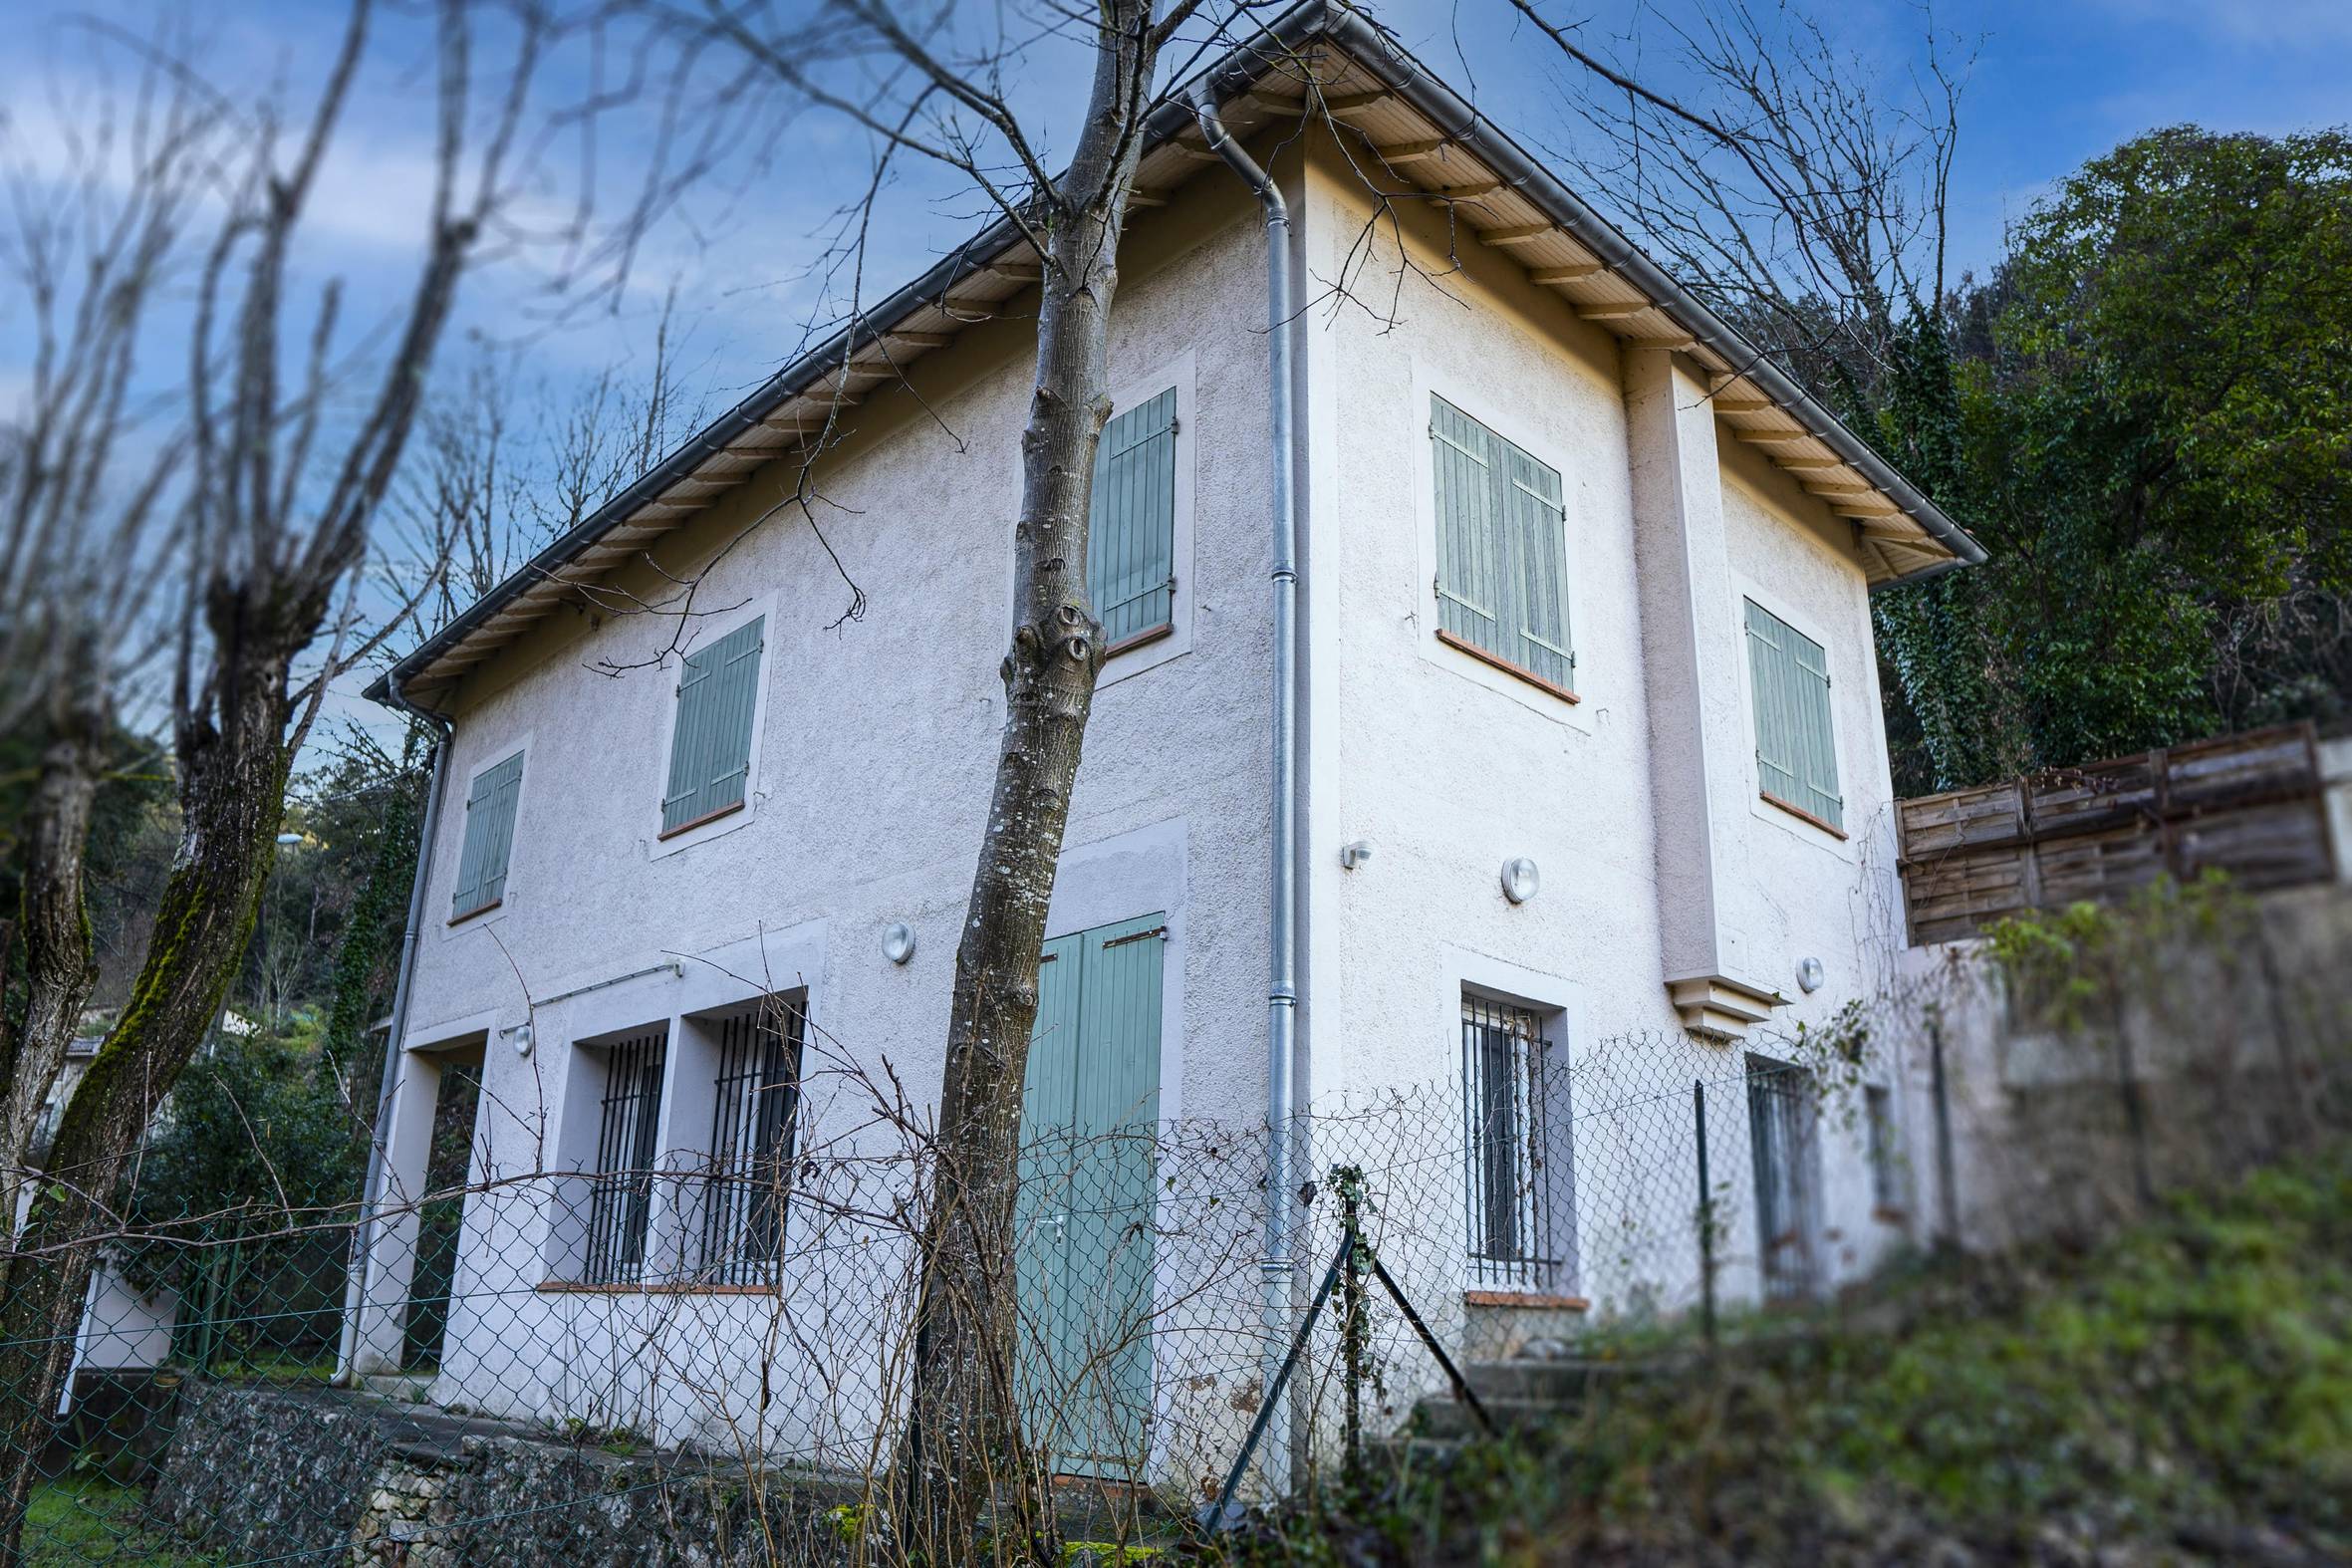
left=1626, top=348, right=1783, bottom=1037
left=347, top=1048, right=444, bottom=1376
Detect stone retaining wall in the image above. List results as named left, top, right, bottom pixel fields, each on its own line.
left=152, top=1383, right=865, bottom=1565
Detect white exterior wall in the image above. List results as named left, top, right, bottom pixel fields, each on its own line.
left=376, top=129, right=1936, bottom=1466
left=378, top=169, right=1280, bottom=1456
left=1292, top=136, right=1915, bottom=1347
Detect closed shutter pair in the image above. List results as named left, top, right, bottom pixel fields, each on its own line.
left=450, top=751, right=524, bottom=919
left=1430, top=395, right=1576, bottom=692
left=660, top=616, right=766, bottom=836
left=1744, top=599, right=1843, bottom=830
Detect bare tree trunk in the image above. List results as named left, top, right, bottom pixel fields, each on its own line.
left=0, top=607, right=299, bottom=1556
left=0, top=0, right=563, bottom=1546
left=0, top=649, right=108, bottom=1228
left=899, top=4, right=1163, bottom=1556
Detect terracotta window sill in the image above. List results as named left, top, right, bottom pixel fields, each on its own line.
left=1761, top=791, right=1848, bottom=841
left=657, top=798, right=746, bottom=842
left=1104, top=622, right=1174, bottom=659
left=1462, top=1288, right=1591, bottom=1312
left=1436, top=630, right=1580, bottom=705
left=447, top=899, right=503, bottom=927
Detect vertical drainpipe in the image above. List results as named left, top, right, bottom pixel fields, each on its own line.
left=334, top=688, right=453, bottom=1386
left=1194, top=89, right=1300, bottom=1500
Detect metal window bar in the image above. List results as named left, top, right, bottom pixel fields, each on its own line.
left=582, top=1030, right=667, bottom=1285
left=1745, top=1057, right=1823, bottom=1301
left=699, top=1000, right=806, bottom=1284
left=1460, top=995, right=1571, bottom=1290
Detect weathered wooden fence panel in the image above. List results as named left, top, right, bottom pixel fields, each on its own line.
left=1897, top=723, right=2336, bottom=944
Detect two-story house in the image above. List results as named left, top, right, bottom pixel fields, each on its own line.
left=339, top=1, right=1979, bottom=1488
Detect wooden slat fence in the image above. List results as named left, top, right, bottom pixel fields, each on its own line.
left=1896, top=722, right=2337, bottom=944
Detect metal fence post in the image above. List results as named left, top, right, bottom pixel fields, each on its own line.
left=1337, top=1166, right=1368, bottom=1484
left=2112, top=993, right=2155, bottom=1206
left=1693, top=1080, right=1716, bottom=1351
left=1930, top=1019, right=1959, bottom=1250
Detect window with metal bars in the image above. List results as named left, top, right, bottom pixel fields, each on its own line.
left=1746, top=1055, right=1824, bottom=1302
left=1460, top=994, right=1575, bottom=1291
left=581, top=1030, right=667, bottom=1285
left=1865, top=1084, right=1904, bottom=1214
left=697, top=1000, right=806, bottom=1284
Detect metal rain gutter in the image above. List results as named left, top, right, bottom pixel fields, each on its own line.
left=335, top=686, right=453, bottom=1385
left=1194, top=87, right=1302, bottom=1506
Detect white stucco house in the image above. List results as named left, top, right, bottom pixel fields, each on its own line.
left=340, top=3, right=1979, bottom=1487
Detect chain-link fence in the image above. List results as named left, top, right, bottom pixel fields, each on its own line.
left=6, top=890, right=2346, bottom=1565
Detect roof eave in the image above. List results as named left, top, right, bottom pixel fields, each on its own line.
left=375, top=1, right=1977, bottom=712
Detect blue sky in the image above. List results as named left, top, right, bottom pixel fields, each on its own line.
left=4, top=0, right=2347, bottom=747
left=13, top=0, right=2333, bottom=410
left=15, top=0, right=2345, bottom=417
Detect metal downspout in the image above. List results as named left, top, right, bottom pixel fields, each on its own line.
left=1194, top=91, right=1301, bottom=1502
left=334, top=690, right=453, bottom=1385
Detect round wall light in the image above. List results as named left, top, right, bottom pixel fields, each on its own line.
left=1796, top=956, right=1825, bottom=994
left=882, top=921, right=917, bottom=965
left=1500, top=857, right=1540, bottom=905
left=507, top=1021, right=534, bottom=1058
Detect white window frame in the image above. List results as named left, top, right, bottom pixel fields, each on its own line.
left=648, top=595, right=775, bottom=860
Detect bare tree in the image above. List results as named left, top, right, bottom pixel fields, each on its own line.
left=392, top=285, right=704, bottom=633
left=0, top=38, right=229, bottom=1235
left=626, top=0, right=1255, bottom=1553
left=1506, top=0, right=1972, bottom=402
left=0, top=0, right=671, bottom=1545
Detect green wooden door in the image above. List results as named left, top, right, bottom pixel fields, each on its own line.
left=1014, top=914, right=1166, bottom=1475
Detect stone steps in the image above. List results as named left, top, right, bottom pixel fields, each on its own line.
left=1401, top=1353, right=1692, bottom=1454
left=358, top=1371, right=434, bottom=1404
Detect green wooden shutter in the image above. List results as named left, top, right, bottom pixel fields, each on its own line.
left=1744, top=600, right=1843, bottom=830
left=1432, top=395, right=1574, bottom=689
left=1089, top=389, right=1178, bottom=647
left=1013, top=915, right=1165, bottom=1474
left=660, top=616, right=765, bottom=835
left=449, top=750, right=524, bottom=917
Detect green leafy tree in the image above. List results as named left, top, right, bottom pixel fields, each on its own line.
left=1885, top=128, right=2352, bottom=789
left=119, top=1027, right=367, bottom=1366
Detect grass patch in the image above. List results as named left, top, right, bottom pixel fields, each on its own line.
left=25, top=1475, right=215, bottom=1567
left=1199, top=1142, right=2352, bottom=1564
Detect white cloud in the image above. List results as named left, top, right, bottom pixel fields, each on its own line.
left=2086, top=0, right=2352, bottom=47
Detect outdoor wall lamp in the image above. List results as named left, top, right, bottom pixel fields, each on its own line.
left=882, top=921, right=917, bottom=965
left=1796, top=956, right=1826, bottom=993
left=1500, top=857, right=1540, bottom=905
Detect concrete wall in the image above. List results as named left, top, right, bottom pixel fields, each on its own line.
left=1899, top=880, right=2352, bottom=1254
